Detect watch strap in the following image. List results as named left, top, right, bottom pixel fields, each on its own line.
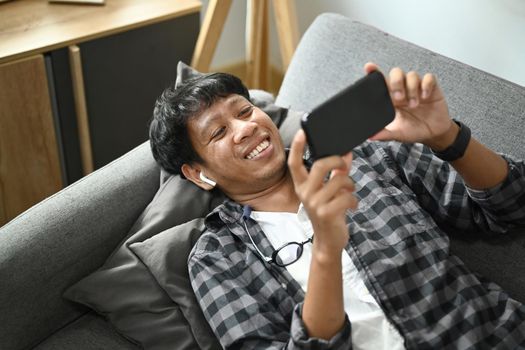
left=431, top=120, right=471, bottom=162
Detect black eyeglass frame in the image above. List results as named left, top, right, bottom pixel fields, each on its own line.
left=242, top=218, right=314, bottom=267
left=269, top=236, right=314, bottom=267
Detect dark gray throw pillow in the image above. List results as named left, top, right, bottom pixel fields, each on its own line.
left=63, top=173, right=224, bottom=350
left=129, top=219, right=214, bottom=347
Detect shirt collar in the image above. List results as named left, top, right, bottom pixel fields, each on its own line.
left=205, top=197, right=244, bottom=231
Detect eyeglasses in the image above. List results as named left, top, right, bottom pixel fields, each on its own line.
left=243, top=219, right=313, bottom=267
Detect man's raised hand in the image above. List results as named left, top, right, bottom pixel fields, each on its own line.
left=288, top=130, right=357, bottom=255
left=365, top=62, right=458, bottom=150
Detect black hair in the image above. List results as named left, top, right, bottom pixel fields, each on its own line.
left=149, top=73, right=250, bottom=177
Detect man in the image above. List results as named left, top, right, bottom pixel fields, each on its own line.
left=149, top=63, right=525, bottom=349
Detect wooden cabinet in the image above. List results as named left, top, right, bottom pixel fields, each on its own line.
left=0, top=0, right=201, bottom=226
left=0, top=55, right=63, bottom=224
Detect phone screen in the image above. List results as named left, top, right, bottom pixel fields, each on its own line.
left=301, top=71, right=395, bottom=159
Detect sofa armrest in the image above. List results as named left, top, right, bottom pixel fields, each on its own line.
left=0, top=141, right=159, bottom=350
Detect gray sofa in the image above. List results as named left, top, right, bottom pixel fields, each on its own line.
left=1, top=13, right=524, bottom=350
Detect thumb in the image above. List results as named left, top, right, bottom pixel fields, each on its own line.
left=342, top=152, right=353, bottom=169
left=368, top=128, right=395, bottom=142
left=330, top=152, right=353, bottom=179
left=364, top=62, right=380, bottom=74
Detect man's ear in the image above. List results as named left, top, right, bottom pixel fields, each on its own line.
left=181, top=163, right=216, bottom=191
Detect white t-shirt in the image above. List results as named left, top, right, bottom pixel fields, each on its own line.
left=250, top=206, right=405, bottom=350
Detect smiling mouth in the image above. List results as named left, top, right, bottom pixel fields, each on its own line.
left=245, top=139, right=270, bottom=159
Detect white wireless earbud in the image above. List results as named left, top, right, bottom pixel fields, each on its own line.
left=199, top=172, right=217, bottom=187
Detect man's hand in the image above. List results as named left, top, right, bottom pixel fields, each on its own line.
left=366, top=62, right=459, bottom=150
left=366, top=62, right=509, bottom=190
left=288, top=130, right=357, bottom=256
left=288, top=129, right=356, bottom=340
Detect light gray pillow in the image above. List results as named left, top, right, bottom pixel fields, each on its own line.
left=278, top=109, right=303, bottom=147
left=129, top=219, right=213, bottom=346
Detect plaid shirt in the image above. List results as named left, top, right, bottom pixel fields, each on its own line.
left=188, top=140, right=525, bottom=349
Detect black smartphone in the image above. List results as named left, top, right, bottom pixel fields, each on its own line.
left=301, top=70, right=395, bottom=159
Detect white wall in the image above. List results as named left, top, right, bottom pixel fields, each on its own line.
left=202, top=0, right=525, bottom=87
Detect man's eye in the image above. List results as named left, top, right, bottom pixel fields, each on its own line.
left=240, top=106, right=253, bottom=117
left=211, top=127, right=225, bottom=139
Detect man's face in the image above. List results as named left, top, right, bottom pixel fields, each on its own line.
left=186, top=94, right=287, bottom=197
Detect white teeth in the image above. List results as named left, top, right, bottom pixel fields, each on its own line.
left=246, top=140, right=269, bottom=159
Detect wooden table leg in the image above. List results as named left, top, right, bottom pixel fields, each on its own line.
left=246, top=0, right=269, bottom=89
left=191, top=0, right=233, bottom=72
left=272, top=0, right=299, bottom=71
left=69, top=45, right=94, bottom=176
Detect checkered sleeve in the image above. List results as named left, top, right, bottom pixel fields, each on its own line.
left=382, top=142, right=525, bottom=233
left=188, top=248, right=353, bottom=349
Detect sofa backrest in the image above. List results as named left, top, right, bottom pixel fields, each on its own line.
left=0, top=141, right=160, bottom=350
left=276, top=13, right=525, bottom=303
left=276, top=13, right=525, bottom=161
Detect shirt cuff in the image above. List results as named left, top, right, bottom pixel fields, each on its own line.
left=290, top=303, right=352, bottom=349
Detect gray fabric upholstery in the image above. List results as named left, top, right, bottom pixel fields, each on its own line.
left=276, top=13, right=525, bottom=161
left=33, top=312, right=141, bottom=350
left=277, top=13, right=525, bottom=302
left=1, top=12, right=524, bottom=350
left=0, top=142, right=159, bottom=349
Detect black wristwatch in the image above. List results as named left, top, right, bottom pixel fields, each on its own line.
left=431, top=119, right=471, bottom=162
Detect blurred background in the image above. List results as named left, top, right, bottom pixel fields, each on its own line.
left=206, top=0, right=525, bottom=87
left=1, top=0, right=523, bottom=226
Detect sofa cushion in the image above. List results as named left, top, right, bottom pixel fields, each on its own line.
left=63, top=175, right=223, bottom=349
left=129, top=219, right=214, bottom=346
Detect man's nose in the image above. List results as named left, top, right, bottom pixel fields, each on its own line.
left=232, top=119, right=257, bottom=144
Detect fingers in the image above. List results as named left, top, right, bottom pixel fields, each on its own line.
left=363, top=62, right=439, bottom=105
left=388, top=68, right=438, bottom=107
left=289, top=129, right=357, bottom=214
left=289, top=130, right=354, bottom=189
left=342, top=151, right=353, bottom=168
left=421, top=73, right=437, bottom=99
left=316, top=190, right=358, bottom=219
left=364, top=62, right=379, bottom=74
left=406, top=71, right=421, bottom=108
left=368, top=124, right=395, bottom=142
left=311, top=174, right=356, bottom=211
left=308, top=156, right=348, bottom=190
left=389, top=67, right=406, bottom=102
left=299, top=156, right=355, bottom=218
left=330, top=152, right=353, bottom=179
left=288, top=130, right=309, bottom=185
